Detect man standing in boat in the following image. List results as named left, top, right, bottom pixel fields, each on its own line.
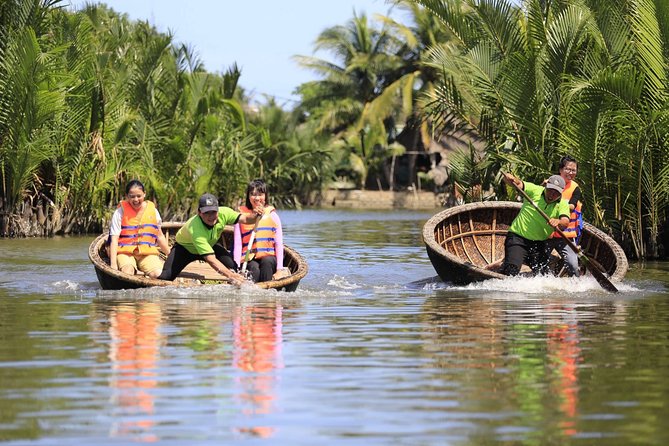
left=501, top=173, right=570, bottom=276
left=157, top=193, right=261, bottom=286
left=544, top=156, right=583, bottom=277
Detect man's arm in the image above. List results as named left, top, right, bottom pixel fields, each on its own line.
left=502, top=173, right=524, bottom=190
left=547, top=216, right=570, bottom=230
left=237, top=211, right=260, bottom=225
left=551, top=199, right=571, bottom=230
left=558, top=215, right=570, bottom=230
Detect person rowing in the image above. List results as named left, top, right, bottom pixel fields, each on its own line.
left=500, top=173, right=570, bottom=276
left=157, top=193, right=262, bottom=286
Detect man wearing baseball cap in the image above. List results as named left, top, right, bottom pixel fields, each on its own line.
left=500, top=173, right=570, bottom=276
left=158, top=192, right=261, bottom=286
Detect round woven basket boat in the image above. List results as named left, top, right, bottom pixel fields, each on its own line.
left=89, top=222, right=308, bottom=291
left=423, top=201, right=628, bottom=284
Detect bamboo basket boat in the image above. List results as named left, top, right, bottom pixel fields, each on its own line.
left=89, top=222, right=308, bottom=291
left=423, top=201, right=628, bottom=284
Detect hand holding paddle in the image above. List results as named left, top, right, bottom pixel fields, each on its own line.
left=502, top=172, right=618, bottom=293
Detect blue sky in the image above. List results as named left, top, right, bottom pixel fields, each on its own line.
left=66, top=1, right=403, bottom=107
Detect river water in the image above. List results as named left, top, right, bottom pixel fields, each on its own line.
left=0, top=209, right=667, bottom=445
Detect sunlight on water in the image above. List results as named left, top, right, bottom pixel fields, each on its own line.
left=53, top=279, right=85, bottom=291
left=89, top=281, right=356, bottom=303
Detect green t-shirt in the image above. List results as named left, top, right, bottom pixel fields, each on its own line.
left=175, top=207, right=240, bottom=255
left=509, top=182, right=570, bottom=241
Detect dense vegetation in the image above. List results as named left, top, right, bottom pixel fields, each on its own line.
left=409, top=0, right=669, bottom=259
left=1, top=0, right=667, bottom=259
left=0, top=0, right=332, bottom=237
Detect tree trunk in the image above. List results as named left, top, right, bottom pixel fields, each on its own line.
left=390, top=155, right=396, bottom=191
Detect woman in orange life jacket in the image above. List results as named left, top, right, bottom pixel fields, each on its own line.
left=108, top=180, right=170, bottom=278
left=544, top=156, right=583, bottom=277
left=233, top=179, right=287, bottom=283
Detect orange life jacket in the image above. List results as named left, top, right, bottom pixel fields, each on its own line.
left=551, top=179, right=583, bottom=240
left=239, top=205, right=277, bottom=259
left=117, top=200, right=161, bottom=255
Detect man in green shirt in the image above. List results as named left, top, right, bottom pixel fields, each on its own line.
left=501, top=174, right=570, bottom=276
left=158, top=193, right=260, bottom=285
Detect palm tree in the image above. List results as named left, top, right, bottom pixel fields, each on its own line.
left=413, top=0, right=669, bottom=258
left=246, top=99, right=335, bottom=207
left=0, top=0, right=93, bottom=235
left=294, top=11, right=409, bottom=188
left=294, top=12, right=399, bottom=129
left=295, top=3, right=466, bottom=191
left=364, top=1, right=457, bottom=190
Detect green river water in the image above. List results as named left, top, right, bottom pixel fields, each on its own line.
left=1, top=209, right=668, bottom=445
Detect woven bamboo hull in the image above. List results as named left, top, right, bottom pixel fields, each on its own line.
left=423, top=201, right=628, bottom=284
left=89, top=222, right=308, bottom=291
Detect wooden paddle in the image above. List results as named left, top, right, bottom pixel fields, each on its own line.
left=503, top=172, right=619, bottom=293
left=241, top=220, right=260, bottom=274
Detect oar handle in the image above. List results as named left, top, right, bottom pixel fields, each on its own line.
left=241, top=218, right=261, bottom=274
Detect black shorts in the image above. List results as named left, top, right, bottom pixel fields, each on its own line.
left=501, top=232, right=551, bottom=276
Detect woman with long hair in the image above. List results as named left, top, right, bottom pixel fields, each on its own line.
left=233, top=179, right=288, bottom=282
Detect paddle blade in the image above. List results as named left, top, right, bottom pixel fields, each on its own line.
left=579, top=254, right=618, bottom=293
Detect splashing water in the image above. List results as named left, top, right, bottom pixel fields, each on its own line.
left=448, top=273, right=642, bottom=295
left=327, top=275, right=362, bottom=290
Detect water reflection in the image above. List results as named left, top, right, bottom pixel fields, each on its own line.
left=106, top=302, right=161, bottom=442
left=91, top=298, right=284, bottom=441
left=545, top=306, right=580, bottom=437
left=233, top=305, right=283, bottom=438
left=420, top=295, right=634, bottom=443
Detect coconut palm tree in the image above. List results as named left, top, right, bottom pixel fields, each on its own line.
left=413, top=0, right=669, bottom=258
left=361, top=1, right=457, bottom=190
left=294, top=12, right=400, bottom=130
left=294, top=11, right=410, bottom=188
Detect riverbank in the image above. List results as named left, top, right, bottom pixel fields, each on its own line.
left=321, top=189, right=442, bottom=210
left=1, top=189, right=443, bottom=238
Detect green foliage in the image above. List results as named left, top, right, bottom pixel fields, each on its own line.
left=0, top=1, right=331, bottom=235
left=414, top=0, right=669, bottom=258
left=2, top=0, right=667, bottom=259
left=294, top=3, right=452, bottom=191
left=447, top=142, right=498, bottom=202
